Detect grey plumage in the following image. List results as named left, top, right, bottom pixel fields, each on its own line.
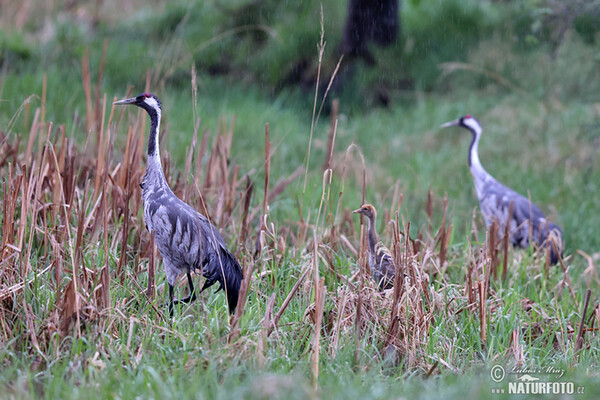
left=114, top=93, right=243, bottom=316
left=353, top=204, right=395, bottom=289
left=441, top=114, right=564, bottom=264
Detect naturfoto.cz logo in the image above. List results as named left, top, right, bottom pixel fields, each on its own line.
left=490, top=365, right=585, bottom=395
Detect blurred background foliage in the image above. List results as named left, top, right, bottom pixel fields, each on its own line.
left=2, top=0, right=600, bottom=109
left=1, top=0, right=600, bottom=250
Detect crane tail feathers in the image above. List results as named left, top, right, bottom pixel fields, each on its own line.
left=201, top=250, right=243, bottom=314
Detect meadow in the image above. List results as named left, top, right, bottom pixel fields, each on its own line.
left=1, top=0, right=599, bottom=399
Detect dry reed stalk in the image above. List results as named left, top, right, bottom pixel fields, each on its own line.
left=59, top=280, right=81, bottom=338
left=94, top=39, right=108, bottom=134
left=258, top=293, right=277, bottom=367
left=1, top=167, right=20, bottom=261
left=98, top=263, right=110, bottom=312
left=49, top=129, right=64, bottom=224
left=426, top=361, right=439, bottom=378
left=47, top=143, right=78, bottom=288
left=386, top=214, right=405, bottom=347
left=426, top=189, right=433, bottom=235
left=116, top=155, right=133, bottom=282
left=203, top=127, right=221, bottom=190
left=267, top=166, right=303, bottom=205
left=478, top=279, right=487, bottom=345
left=74, top=179, right=89, bottom=275
left=511, top=329, right=524, bottom=367
left=267, top=265, right=311, bottom=338
left=102, top=166, right=110, bottom=274
left=301, top=4, right=325, bottom=198
left=556, top=249, right=577, bottom=305
left=464, top=238, right=477, bottom=308
left=118, top=125, right=133, bottom=188
left=81, top=50, right=93, bottom=134
left=240, top=176, right=254, bottom=246
left=312, top=276, right=325, bottom=391
left=353, top=277, right=363, bottom=367
left=322, top=99, right=338, bottom=171
left=183, top=119, right=200, bottom=201
left=577, top=250, right=600, bottom=286
left=433, top=193, right=449, bottom=271
left=24, top=108, right=39, bottom=167
left=92, top=112, right=106, bottom=199
left=488, top=221, right=499, bottom=279
left=263, top=123, right=271, bottom=217
left=23, top=122, right=52, bottom=277
left=254, top=124, right=272, bottom=256
left=501, top=203, right=512, bottom=281
left=574, top=289, right=592, bottom=353
left=24, top=302, right=42, bottom=355
left=224, top=116, right=236, bottom=215
left=228, top=257, right=254, bottom=343
left=112, top=307, right=187, bottom=342
left=331, top=288, right=347, bottom=358
left=197, top=129, right=209, bottom=184
left=339, top=234, right=357, bottom=258
left=41, top=74, right=46, bottom=128
left=311, top=228, right=325, bottom=392
left=593, top=304, right=600, bottom=334
left=227, top=164, right=239, bottom=217
left=52, top=238, right=63, bottom=290
left=0, top=264, right=52, bottom=302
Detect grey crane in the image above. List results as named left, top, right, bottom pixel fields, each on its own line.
left=440, top=114, right=564, bottom=264
left=114, top=92, right=243, bottom=316
left=353, top=203, right=395, bottom=289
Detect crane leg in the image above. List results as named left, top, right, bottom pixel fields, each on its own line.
left=168, top=284, right=174, bottom=317
left=172, top=272, right=197, bottom=304
left=165, top=273, right=197, bottom=317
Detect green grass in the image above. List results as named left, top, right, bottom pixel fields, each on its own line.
left=1, top=1, right=600, bottom=399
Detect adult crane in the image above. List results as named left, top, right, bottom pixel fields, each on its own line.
left=440, top=115, right=564, bottom=264
left=114, top=93, right=243, bottom=316
left=353, top=203, right=395, bottom=289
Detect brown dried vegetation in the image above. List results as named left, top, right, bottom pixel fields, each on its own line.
left=0, top=56, right=598, bottom=385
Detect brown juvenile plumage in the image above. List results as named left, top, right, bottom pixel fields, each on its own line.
left=353, top=203, right=395, bottom=290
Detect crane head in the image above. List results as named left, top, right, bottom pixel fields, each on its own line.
left=440, top=114, right=481, bottom=132
left=114, top=92, right=162, bottom=114
left=353, top=203, right=377, bottom=219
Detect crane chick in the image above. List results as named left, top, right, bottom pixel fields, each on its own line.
left=114, top=93, right=243, bottom=316
left=353, top=204, right=396, bottom=289
left=440, top=114, right=564, bottom=264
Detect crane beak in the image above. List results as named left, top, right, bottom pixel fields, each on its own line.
left=440, top=118, right=460, bottom=129
left=113, top=97, right=137, bottom=105
left=352, top=208, right=361, bottom=214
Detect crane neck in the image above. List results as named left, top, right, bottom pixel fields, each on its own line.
left=142, top=106, right=168, bottom=191
left=147, top=106, right=161, bottom=158
left=366, top=214, right=378, bottom=255
left=468, top=125, right=486, bottom=177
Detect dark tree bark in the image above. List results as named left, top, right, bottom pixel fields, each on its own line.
left=341, top=0, right=400, bottom=63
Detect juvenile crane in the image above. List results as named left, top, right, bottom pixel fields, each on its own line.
left=114, top=93, right=243, bottom=316
left=353, top=204, right=396, bottom=289
left=440, top=115, right=564, bottom=264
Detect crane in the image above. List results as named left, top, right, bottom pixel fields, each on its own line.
left=353, top=203, right=395, bottom=289
left=114, top=92, right=243, bottom=316
left=440, top=114, right=564, bottom=264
